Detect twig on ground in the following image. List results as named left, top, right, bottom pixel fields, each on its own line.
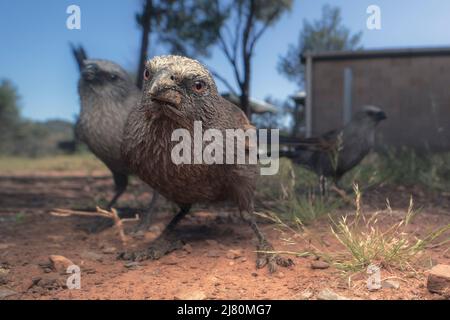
left=50, top=207, right=139, bottom=245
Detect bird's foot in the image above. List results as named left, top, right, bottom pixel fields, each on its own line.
left=118, top=235, right=183, bottom=261
left=256, top=240, right=294, bottom=273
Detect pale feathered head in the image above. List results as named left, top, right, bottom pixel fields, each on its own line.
left=140, top=55, right=219, bottom=124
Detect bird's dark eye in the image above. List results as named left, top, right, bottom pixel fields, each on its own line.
left=110, top=74, right=118, bottom=80
left=144, top=69, right=151, bottom=81
left=192, top=80, right=206, bottom=93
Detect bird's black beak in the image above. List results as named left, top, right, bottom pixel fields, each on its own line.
left=81, top=63, right=98, bottom=81
left=376, top=111, right=387, bottom=121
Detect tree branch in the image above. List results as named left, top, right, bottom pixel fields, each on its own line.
left=248, top=7, right=282, bottom=55
left=218, top=32, right=244, bottom=88
left=210, top=70, right=238, bottom=96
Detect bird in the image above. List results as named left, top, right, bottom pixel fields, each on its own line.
left=279, top=105, right=387, bottom=194
left=73, top=48, right=159, bottom=231
left=120, top=55, right=293, bottom=272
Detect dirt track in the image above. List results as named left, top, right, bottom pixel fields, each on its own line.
left=0, top=171, right=449, bottom=300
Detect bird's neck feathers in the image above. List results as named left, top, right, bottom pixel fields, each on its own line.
left=148, top=99, right=218, bottom=132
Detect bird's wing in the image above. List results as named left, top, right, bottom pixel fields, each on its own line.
left=227, top=99, right=254, bottom=130
left=221, top=98, right=256, bottom=150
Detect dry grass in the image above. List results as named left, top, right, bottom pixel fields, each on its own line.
left=329, top=185, right=449, bottom=272
left=263, top=183, right=450, bottom=274
left=0, top=153, right=107, bottom=175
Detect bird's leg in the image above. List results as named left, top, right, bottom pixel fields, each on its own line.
left=133, top=191, right=160, bottom=232
left=119, top=205, right=190, bottom=261
left=319, top=175, right=328, bottom=197
left=240, top=210, right=294, bottom=273
left=85, top=172, right=128, bottom=233
left=107, top=172, right=128, bottom=209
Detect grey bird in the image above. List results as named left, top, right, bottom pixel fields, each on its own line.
left=75, top=56, right=159, bottom=231
left=279, top=105, right=387, bottom=191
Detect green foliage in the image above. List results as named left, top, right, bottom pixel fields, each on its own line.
left=0, top=78, right=76, bottom=157
left=0, top=79, right=21, bottom=153
left=149, top=0, right=227, bottom=58
left=278, top=4, right=363, bottom=87
left=247, top=0, right=293, bottom=23
left=341, top=149, right=450, bottom=192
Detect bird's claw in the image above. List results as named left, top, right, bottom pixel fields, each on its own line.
left=118, top=236, right=184, bottom=261
left=256, top=240, right=294, bottom=273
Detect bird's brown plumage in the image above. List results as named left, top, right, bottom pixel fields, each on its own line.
left=121, top=55, right=292, bottom=271
left=122, top=55, right=257, bottom=209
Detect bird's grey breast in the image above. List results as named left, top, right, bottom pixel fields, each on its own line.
left=78, top=94, right=133, bottom=173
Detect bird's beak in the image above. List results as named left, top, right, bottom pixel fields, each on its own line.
left=81, top=64, right=98, bottom=81
left=148, top=74, right=182, bottom=109
left=376, top=111, right=387, bottom=121
left=150, top=88, right=183, bottom=109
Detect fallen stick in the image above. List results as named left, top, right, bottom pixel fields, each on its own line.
left=50, top=207, right=139, bottom=245
left=330, top=185, right=354, bottom=205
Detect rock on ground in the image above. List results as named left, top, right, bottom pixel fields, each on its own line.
left=317, top=288, right=350, bottom=300
left=427, top=264, right=450, bottom=297
left=0, top=287, right=17, bottom=299
left=49, top=255, right=74, bottom=274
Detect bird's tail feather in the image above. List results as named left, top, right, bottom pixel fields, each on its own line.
left=70, top=43, right=88, bottom=72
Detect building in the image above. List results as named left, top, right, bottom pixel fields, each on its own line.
left=303, top=47, right=450, bottom=151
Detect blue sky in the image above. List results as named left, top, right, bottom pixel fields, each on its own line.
left=1, top=0, right=450, bottom=122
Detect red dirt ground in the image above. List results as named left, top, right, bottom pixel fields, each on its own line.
left=0, top=171, right=449, bottom=300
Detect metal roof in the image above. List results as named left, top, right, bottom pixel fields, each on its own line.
left=301, top=47, right=450, bottom=63
left=221, top=93, right=278, bottom=114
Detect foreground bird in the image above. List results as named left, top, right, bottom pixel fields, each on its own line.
left=75, top=55, right=158, bottom=230
left=279, top=105, right=387, bottom=192
left=121, top=55, right=292, bottom=272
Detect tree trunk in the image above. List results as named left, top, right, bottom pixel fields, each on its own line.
left=241, top=61, right=251, bottom=119
left=241, top=0, right=255, bottom=120
left=136, top=0, right=153, bottom=90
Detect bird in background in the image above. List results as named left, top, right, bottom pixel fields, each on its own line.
left=279, top=105, right=387, bottom=194
left=71, top=44, right=159, bottom=232
left=120, top=55, right=293, bottom=272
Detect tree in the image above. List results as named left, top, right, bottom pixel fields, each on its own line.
left=0, top=79, right=21, bottom=153
left=278, top=4, right=362, bottom=87
left=278, top=5, right=362, bottom=137
left=208, top=0, right=293, bottom=117
left=135, top=0, right=225, bottom=89
left=135, top=0, right=292, bottom=116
